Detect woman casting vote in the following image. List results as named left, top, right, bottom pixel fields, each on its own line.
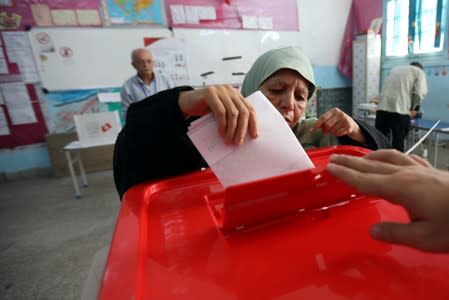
left=113, top=47, right=389, bottom=199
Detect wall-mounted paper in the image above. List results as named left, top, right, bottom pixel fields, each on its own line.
left=170, top=5, right=186, bottom=24
left=0, top=82, right=37, bottom=125
left=97, top=92, right=120, bottom=103
left=0, top=106, right=10, bottom=136
left=76, top=9, right=101, bottom=26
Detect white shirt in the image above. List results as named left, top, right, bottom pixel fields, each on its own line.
left=377, top=65, right=427, bottom=115
left=120, top=72, right=174, bottom=119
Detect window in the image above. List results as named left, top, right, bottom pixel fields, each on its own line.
left=385, top=0, right=446, bottom=56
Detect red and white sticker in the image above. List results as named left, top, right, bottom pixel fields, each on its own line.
left=59, top=47, right=73, bottom=58
left=36, top=32, right=51, bottom=45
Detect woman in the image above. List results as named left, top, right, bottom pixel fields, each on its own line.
left=114, top=47, right=389, bottom=199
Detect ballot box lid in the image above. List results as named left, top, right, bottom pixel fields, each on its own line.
left=99, top=146, right=449, bottom=300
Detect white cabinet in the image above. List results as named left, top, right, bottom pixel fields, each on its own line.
left=352, top=33, right=381, bottom=117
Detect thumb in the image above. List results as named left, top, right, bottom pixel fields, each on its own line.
left=370, top=222, right=427, bottom=250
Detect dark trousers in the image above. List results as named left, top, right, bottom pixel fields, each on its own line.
left=375, top=110, right=411, bottom=152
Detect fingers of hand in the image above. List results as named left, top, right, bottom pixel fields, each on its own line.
left=370, top=222, right=446, bottom=252
left=364, top=149, right=428, bottom=167
left=203, top=88, right=228, bottom=138
left=229, top=94, right=251, bottom=144
left=409, top=154, right=433, bottom=167
left=205, top=86, right=257, bottom=145
left=314, top=109, right=353, bottom=136
left=329, top=154, right=400, bottom=175
left=326, top=161, right=385, bottom=195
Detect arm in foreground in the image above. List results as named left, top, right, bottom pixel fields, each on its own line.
left=326, top=149, right=449, bottom=253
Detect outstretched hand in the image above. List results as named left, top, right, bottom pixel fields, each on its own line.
left=179, top=85, right=259, bottom=145
left=312, top=108, right=366, bottom=144
left=326, top=149, right=449, bottom=252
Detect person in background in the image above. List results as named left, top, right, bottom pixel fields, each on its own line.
left=326, top=149, right=449, bottom=253
left=120, top=48, right=174, bottom=119
left=113, top=47, right=390, bottom=200
left=375, top=62, right=428, bottom=152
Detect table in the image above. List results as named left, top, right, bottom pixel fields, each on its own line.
left=409, top=119, right=449, bottom=167
left=63, top=140, right=115, bottom=199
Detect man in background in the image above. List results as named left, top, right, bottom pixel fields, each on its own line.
left=120, top=48, right=174, bottom=119
left=375, top=62, right=427, bottom=151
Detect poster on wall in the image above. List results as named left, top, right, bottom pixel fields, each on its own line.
left=165, top=0, right=298, bottom=31
left=103, top=0, right=164, bottom=25
left=146, top=37, right=191, bottom=86
left=0, top=0, right=102, bottom=29
left=0, top=83, right=48, bottom=149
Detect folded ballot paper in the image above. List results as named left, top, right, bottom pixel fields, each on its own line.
left=187, top=90, right=314, bottom=188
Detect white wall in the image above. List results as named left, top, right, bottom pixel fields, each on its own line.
left=2, top=0, right=353, bottom=178
left=297, top=0, right=352, bottom=66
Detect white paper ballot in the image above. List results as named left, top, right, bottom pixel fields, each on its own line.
left=187, top=91, right=314, bottom=187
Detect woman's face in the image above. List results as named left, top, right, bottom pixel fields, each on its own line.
left=259, top=69, right=309, bottom=128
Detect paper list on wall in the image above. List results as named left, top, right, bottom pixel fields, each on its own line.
left=0, top=82, right=37, bottom=125
left=149, top=38, right=191, bottom=86
left=0, top=106, right=10, bottom=136
left=76, top=9, right=101, bottom=25
left=170, top=5, right=186, bottom=24
left=30, top=3, right=53, bottom=26
left=0, top=47, right=8, bottom=73
left=2, top=31, right=29, bottom=62
left=1, top=32, right=39, bottom=82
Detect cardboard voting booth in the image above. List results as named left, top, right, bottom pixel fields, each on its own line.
left=63, top=111, right=122, bottom=198
left=100, top=146, right=449, bottom=299
left=74, top=111, right=122, bottom=147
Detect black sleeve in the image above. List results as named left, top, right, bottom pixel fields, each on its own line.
left=338, top=118, right=391, bottom=150
left=113, top=86, right=208, bottom=200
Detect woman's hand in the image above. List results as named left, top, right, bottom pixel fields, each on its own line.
left=326, top=149, right=449, bottom=252
left=179, top=85, right=259, bottom=145
left=312, top=108, right=366, bottom=144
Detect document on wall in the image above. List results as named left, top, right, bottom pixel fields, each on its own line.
left=0, top=82, right=37, bottom=125
left=97, top=92, right=120, bottom=103
left=1, top=32, right=39, bottom=82
left=0, top=107, right=10, bottom=136
left=187, top=91, right=314, bottom=188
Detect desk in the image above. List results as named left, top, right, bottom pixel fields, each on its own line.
left=64, top=140, right=115, bottom=199
left=409, top=119, right=449, bottom=167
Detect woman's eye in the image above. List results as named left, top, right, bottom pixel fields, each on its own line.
left=269, top=89, right=283, bottom=94
left=295, top=95, right=305, bottom=102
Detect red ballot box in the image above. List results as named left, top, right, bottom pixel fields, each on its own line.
left=99, top=146, right=449, bottom=300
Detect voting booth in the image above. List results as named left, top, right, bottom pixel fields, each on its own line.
left=63, top=111, right=122, bottom=198
left=99, top=146, right=449, bottom=299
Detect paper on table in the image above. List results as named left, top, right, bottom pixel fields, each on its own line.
left=187, top=90, right=314, bottom=188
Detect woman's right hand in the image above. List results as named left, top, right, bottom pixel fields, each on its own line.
left=179, top=85, right=259, bottom=145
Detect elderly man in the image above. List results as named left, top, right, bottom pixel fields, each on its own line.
left=120, top=48, right=174, bottom=119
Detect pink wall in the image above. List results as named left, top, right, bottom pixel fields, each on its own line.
left=338, top=0, right=383, bottom=78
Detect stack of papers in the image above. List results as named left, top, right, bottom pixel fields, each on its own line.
left=187, top=91, right=314, bottom=188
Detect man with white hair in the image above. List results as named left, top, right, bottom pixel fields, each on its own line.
left=120, top=48, right=174, bottom=119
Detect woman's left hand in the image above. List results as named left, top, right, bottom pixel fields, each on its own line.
left=311, top=108, right=366, bottom=144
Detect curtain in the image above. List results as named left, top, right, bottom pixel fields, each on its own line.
left=435, top=0, right=443, bottom=46
left=338, top=0, right=383, bottom=78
